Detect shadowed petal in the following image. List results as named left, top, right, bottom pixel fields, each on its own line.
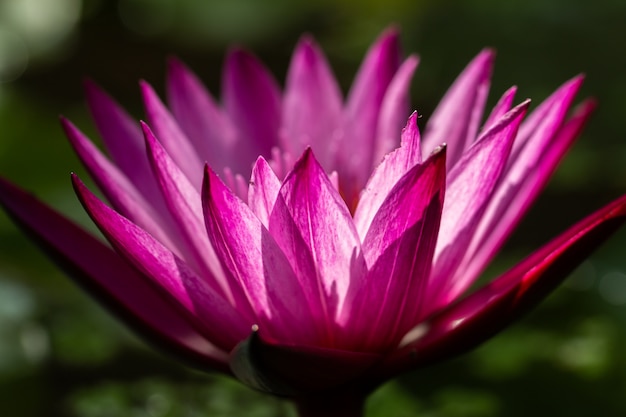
left=141, top=81, right=204, bottom=188
left=282, top=36, right=343, bottom=168
left=0, top=177, right=230, bottom=372
left=166, top=57, right=239, bottom=173
left=73, top=175, right=250, bottom=351
left=373, top=55, right=419, bottom=165
left=269, top=149, right=365, bottom=345
left=345, top=148, right=446, bottom=351
left=338, top=28, right=402, bottom=200
left=202, top=165, right=321, bottom=344
left=248, top=157, right=281, bottom=228
left=223, top=48, right=281, bottom=164
left=230, top=329, right=382, bottom=395
left=422, top=49, right=494, bottom=167
left=354, top=112, right=422, bottom=238
left=428, top=101, right=529, bottom=310
left=379, top=193, right=626, bottom=377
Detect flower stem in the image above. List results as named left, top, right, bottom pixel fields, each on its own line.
left=294, top=395, right=365, bottom=417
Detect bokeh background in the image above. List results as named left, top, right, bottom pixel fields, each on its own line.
left=1, top=0, right=626, bottom=416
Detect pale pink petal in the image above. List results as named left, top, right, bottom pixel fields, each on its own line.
left=373, top=55, right=419, bottom=165
left=0, top=177, right=230, bottom=373
left=72, top=175, right=250, bottom=351
left=337, top=28, right=402, bottom=200
left=223, top=48, right=281, bottom=163
left=202, top=166, right=322, bottom=344
left=248, top=157, right=281, bottom=228
left=344, top=148, right=446, bottom=351
left=166, top=57, right=239, bottom=173
left=422, top=49, right=494, bottom=167
left=428, top=101, right=529, bottom=309
left=282, top=36, right=343, bottom=169
left=268, top=149, right=365, bottom=344
left=354, top=112, right=422, bottom=238
left=141, top=81, right=204, bottom=189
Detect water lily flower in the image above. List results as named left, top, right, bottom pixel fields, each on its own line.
left=1, top=29, right=626, bottom=416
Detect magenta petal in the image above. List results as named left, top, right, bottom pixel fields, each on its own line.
left=428, top=100, right=530, bottom=308
left=202, top=165, right=321, bottom=344
left=481, top=86, right=517, bottom=133
left=380, top=193, right=626, bottom=377
left=282, top=36, right=343, bottom=169
left=354, top=112, right=422, bottom=238
left=223, top=48, right=281, bottom=164
left=373, top=55, right=420, bottom=165
left=141, top=81, right=204, bottom=188
left=83, top=80, right=163, bottom=205
left=338, top=28, right=402, bottom=199
left=230, top=330, right=382, bottom=395
left=422, top=49, right=494, bottom=167
left=166, top=57, right=239, bottom=174
left=345, top=148, right=446, bottom=351
left=142, top=122, right=236, bottom=301
left=248, top=157, right=281, bottom=228
left=0, top=177, right=230, bottom=372
left=462, top=99, right=597, bottom=287
left=72, top=175, right=249, bottom=351
left=269, top=149, right=365, bottom=340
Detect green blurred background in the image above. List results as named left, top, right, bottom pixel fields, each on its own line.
left=1, top=0, right=626, bottom=415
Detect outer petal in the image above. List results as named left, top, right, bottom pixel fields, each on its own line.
left=141, top=81, right=204, bottom=188
left=428, top=101, right=529, bottom=308
left=338, top=28, right=402, bottom=201
left=223, top=48, right=281, bottom=165
left=282, top=36, right=343, bottom=169
left=268, top=149, right=365, bottom=345
left=248, top=157, right=281, bottom=228
left=202, top=165, right=322, bottom=345
left=461, top=98, right=596, bottom=288
left=422, top=49, right=494, bottom=167
left=166, top=57, right=239, bottom=173
left=83, top=80, right=165, bottom=207
left=379, top=193, right=626, bottom=378
left=344, top=148, right=446, bottom=351
left=354, top=112, right=422, bottom=237
left=0, top=177, right=230, bottom=373
left=373, top=55, right=419, bottom=165
left=73, top=175, right=250, bottom=351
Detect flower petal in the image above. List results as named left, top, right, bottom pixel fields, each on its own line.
left=83, top=80, right=163, bottom=205
left=380, top=193, right=626, bottom=376
left=428, top=100, right=529, bottom=309
left=461, top=97, right=596, bottom=289
left=142, top=122, right=236, bottom=303
left=338, top=28, right=402, bottom=200
left=481, top=86, right=517, bottom=133
left=373, top=55, right=419, bottom=165
left=345, top=147, right=446, bottom=351
left=0, top=177, right=230, bottom=372
left=354, top=112, right=422, bottom=238
left=422, top=49, right=494, bottom=167
left=268, top=149, right=365, bottom=345
left=202, top=165, right=321, bottom=344
left=282, top=36, right=343, bottom=169
left=72, top=175, right=249, bottom=352
left=248, top=157, right=281, bottom=228
left=223, top=48, right=281, bottom=165
left=141, top=81, right=204, bottom=188
left=166, top=57, right=239, bottom=173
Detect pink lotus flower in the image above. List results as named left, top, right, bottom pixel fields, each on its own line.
left=1, top=29, right=626, bottom=415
